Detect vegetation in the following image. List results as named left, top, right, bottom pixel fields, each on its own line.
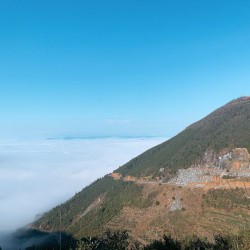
left=144, top=229, right=250, bottom=250
left=35, top=176, right=155, bottom=237
left=116, top=97, right=250, bottom=177
left=221, top=175, right=237, bottom=179
left=33, top=97, right=250, bottom=239
left=23, top=229, right=250, bottom=250
left=203, top=188, right=250, bottom=210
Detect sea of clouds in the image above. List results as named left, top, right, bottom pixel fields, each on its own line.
left=0, top=137, right=166, bottom=234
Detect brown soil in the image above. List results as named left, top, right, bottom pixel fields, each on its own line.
left=105, top=181, right=250, bottom=244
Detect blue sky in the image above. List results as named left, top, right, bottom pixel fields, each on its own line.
left=0, top=0, right=250, bottom=139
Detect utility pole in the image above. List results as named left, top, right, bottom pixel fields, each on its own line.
left=60, top=210, right=62, bottom=250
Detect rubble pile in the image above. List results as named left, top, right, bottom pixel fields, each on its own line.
left=167, top=148, right=250, bottom=186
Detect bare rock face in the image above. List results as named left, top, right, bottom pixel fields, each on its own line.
left=169, top=196, right=182, bottom=211
left=202, top=148, right=250, bottom=170
left=232, top=148, right=250, bottom=161
left=110, top=172, right=122, bottom=180
left=168, top=148, right=250, bottom=187
left=202, top=150, right=217, bottom=167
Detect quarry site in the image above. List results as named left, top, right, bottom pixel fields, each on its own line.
left=111, top=147, right=250, bottom=190
left=106, top=148, right=250, bottom=242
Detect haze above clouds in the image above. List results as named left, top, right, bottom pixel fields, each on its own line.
left=0, top=137, right=165, bottom=232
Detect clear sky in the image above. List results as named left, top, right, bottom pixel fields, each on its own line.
left=0, top=0, right=250, bottom=139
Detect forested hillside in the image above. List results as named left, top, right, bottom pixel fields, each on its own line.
left=33, top=97, right=250, bottom=242
left=117, top=97, right=250, bottom=177
left=34, top=176, right=155, bottom=237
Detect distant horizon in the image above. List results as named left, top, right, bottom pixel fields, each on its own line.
left=47, top=134, right=168, bottom=140
left=0, top=136, right=166, bottom=232
left=2, top=95, right=250, bottom=141
left=0, top=135, right=169, bottom=142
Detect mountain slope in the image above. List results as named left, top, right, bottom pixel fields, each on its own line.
left=33, top=97, right=250, bottom=241
left=117, top=97, right=250, bottom=177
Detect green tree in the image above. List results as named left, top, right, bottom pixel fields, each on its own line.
left=102, top=229, right=129, bottom=250
left=76, top=230, right=130, bottom=250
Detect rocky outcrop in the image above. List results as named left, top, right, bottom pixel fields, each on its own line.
left=231, top=148, right=250, bottom=170
left=110, top=172, right=122, bottom=180
left=168, top=148, right=250, bottom=187
left=202, top=148, right=250, bottom=170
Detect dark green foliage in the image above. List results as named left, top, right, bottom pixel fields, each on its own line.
left=72, top=230, right=138, bottom=250
left=34, top=98, right=250, bottom=239
left=213, top=235, right=231, bottom=250
left=144, top=235, right=182, bottom=250
left=117, top=97, right=250, bottom=177
left=221, top=175, right=236, bottom=179
left=180, top=235, right=213, bottom=250
left=25, top=230, right=130, bottom=250
left=144, top=230, right=250, bottom=250
left=144, top=235, right=214, bottom=250
left=212, top=229, right=250, bottom=250
left=77, top=236, right=102, bottom=249
left=23, top=229, right=250, bottom=250
left=35, top=176, right=153, bottom=236
left=101, top=229, right=129, bottom=250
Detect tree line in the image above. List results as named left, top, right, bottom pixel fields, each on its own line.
left=2, top=228, right=248, bottom=250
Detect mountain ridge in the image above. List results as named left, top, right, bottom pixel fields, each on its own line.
left=32, top=97, right=250, bottom=242
left=116, top=97, right=250, bottom=177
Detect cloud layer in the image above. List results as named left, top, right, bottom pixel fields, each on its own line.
left=0, top=137, right=165, bottom=232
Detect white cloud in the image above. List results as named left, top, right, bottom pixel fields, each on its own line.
left=0, top=137, right=166, bottom=232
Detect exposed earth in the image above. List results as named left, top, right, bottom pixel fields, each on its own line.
left=32, top=98, right=250, bottom=245
left=106, top=148, right=250, bottom=243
